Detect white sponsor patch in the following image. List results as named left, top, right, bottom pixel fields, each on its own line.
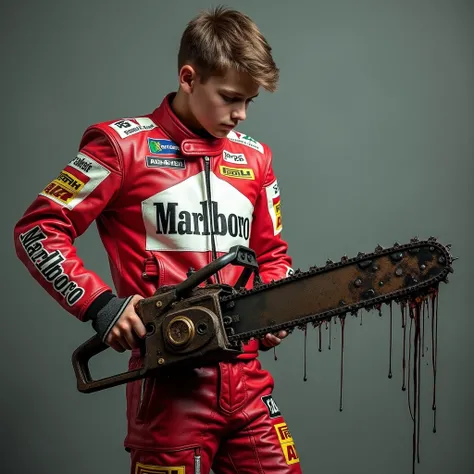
left=39, top=153, right=111, bottom=210
left=265, top=179, right=282, bottom=235
left=227, top=131, right=264, bottom=154
left=19, top=225, right=85, bottom=306
left=223, top=150, right=247, bottom=165
left=109, top=117, right=157, bottom=139
left=142, top=171, right=254, bottom=252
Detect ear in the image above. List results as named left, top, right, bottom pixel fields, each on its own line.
left=178, top=65, right=197, bottom=94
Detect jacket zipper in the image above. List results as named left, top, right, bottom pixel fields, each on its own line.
left=203, top=155, right=221, bottom=284
left=194, top=447, right=202, bottom=474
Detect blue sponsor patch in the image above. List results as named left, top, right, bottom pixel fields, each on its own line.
left=147, top=138, right=180, bottom=156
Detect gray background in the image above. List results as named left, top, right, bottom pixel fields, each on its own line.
left=2, top=0, right=473, bottom=473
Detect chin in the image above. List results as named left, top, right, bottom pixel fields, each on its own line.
left=209, top=129, right=228, bottom=138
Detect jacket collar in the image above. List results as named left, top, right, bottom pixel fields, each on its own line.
left=151, top=92, right=227, bottom=157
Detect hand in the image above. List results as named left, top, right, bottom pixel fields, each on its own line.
left=260, top=330, right=288, bottom=348
left=105, top=295, right=147, bottom=352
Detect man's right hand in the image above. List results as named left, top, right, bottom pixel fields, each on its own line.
left=90, top=293, right=148, bottom=352
left=105, top=295, right=147, bottom=352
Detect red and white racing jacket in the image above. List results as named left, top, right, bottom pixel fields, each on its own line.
left=13, top=93, right=293, bottom=357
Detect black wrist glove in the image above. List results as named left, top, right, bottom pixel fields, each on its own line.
left=85, top=291, right=134, bottom=343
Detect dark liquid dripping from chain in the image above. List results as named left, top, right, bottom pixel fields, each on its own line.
left=402, top=303, right=407, bottom=391
left=304, top=324, right=308, bottom=381
left=417, top=303, right=422, bottom=464
left=425, top=299, right=430, bottom=358
left=360, top=311, right=363, bottom=326
left=273, top=347, right=277, bottom=361
left=421, top=302, right=425, bottom=358
left=409, top=301, right=422, bottom=474
left=431, top=290, right=439, bottom=433
left=408, top=314, right=414, bottom=421
left=318, top=324, right=322, bottom=352
left=339, top=316, right=345, bottom=412
left=328, top=320, right=332, bottom=350
left=388, top=302, right=393, bottom=379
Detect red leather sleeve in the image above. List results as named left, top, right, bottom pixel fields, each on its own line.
left=13, top=131, right=123, bottom=321
left=249, top=147, right=293, bottom=284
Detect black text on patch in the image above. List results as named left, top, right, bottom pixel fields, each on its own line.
left=146, top=157, right=186, bottom=169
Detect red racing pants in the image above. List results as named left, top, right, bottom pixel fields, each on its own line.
left=124, top=356, right=303, bottom=473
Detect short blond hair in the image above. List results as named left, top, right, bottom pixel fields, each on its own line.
left=178, top=6, right=279, bottom=92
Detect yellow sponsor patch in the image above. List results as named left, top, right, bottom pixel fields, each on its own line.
left=273, top=201, right=282, bottom=233
left=42, top=170, right=85, bottom=205
left=220, top=165, right=255, bottom=180
left=135, top=462, right=185, bottom=474
left=274, top=422, right=300, bottom=465
left=265, top=179, right=283, bottom=235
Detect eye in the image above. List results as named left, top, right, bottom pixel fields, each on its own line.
left=221, top=94, right=235, bottom=103
left=221, top=94, right=256, bottom=105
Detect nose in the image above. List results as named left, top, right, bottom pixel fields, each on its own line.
left=231, top=103, right=247, bottom=122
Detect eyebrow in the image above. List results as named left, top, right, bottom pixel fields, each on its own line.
left=220, top=89, right=259, bottom=99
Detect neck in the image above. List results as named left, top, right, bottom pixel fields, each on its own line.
left=170, top=90, right=211, bottom=138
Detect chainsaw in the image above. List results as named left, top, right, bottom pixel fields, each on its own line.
left=72, top=237, right=454, bottom=394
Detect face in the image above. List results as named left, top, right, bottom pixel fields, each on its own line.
left=179, top=66, right=260, bottom=138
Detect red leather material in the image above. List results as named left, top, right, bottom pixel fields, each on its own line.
left=126, top=357, right=302, bottom=473
left=14, top=91, right=292, bottom=341
left=14, top=92, right=295, bottom=464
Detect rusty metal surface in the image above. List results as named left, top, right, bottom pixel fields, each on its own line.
left=72, top=237, right=454, bottom=393
left=221, top=238, right=452, bottom=342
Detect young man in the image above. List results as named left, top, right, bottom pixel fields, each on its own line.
left=14, top=6, right=303, bottom=474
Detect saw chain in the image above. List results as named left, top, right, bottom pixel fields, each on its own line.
left=71, top=237, right=454, bottom=393
left=220, top=236, right=453, bottom=344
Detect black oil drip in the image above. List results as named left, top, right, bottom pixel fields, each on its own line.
left=318, top=323, right=322, bottom=352
left=407, top=312, right=414, bottom=421
left=388, top=301, right=393, bottom=379
left=304, top=324, right=308, bottom=381
left=431, top=289, right=439, bottom=433
left=409, top=300, right=422, bottom=474
left=401, top=302, right=407, bottom=391
left=339, top=316, right=345, bottom=412
left=328, top=320, right=332, bottom=350
left=421, top=300, right=425, bottom=358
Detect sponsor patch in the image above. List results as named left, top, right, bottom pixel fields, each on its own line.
left=69, top=154, right=93, bottom=173
left=135, top=463, right=185, bottom=474
left=220, top=166, right=255, bottom=180
left=146, top=156, right=186, bottom=169
left=223, top=150, right=247, bottom=165
left=227, top=130, right=264, bottom=154
left=19, top=225, right=85, bottom=306
left=274, top=422, right=300, bottom=465
left=41, top=171, right=85, bottom=206
left=40, top=153, right=111, bottom=210
left=109, top=117, right=157, bottom=139
left=142, top=171, right=254, bottom=252
left=265, top=179, right=282, bottom=235
left=262, top=395, right=282, bottom=418
left=148, top=138, right=180, bottom=156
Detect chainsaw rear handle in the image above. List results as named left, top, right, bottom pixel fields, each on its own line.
left=71, top=245, right=260, bottom=393
left=72, top=334, right=145, bottom=393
